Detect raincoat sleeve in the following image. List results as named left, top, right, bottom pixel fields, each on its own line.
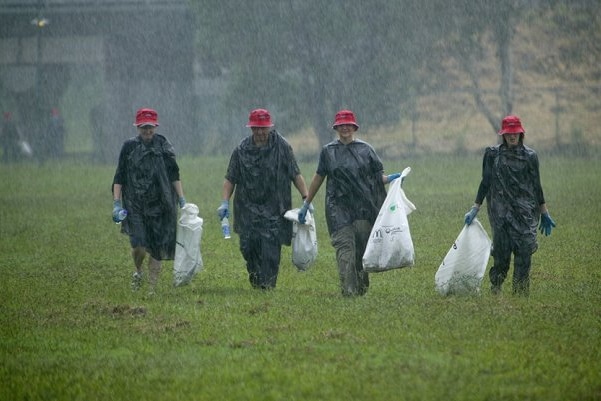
left=530, top=150, right=546, bottom=205
left=315, top=147, right=328, bottom=177
left=112, top=139, right=135, bottom=186
left=165, top=158, right=180, bottom=182
left=225, top=148, right=240, bottom=184
left=286, top=142, right=302, bottom=179
left=159, top=135, right=180, bottom=182
left=475, top=146, right=497, bottom=204
left=163, top=151, right=180, bottom=182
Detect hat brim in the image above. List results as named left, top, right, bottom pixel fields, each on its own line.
left=332, top=122, right=359, bottom=130
left=246, top=123, right=274, bottom=128
left=134, top=122, right=159, bottom=127
left=498, top=127, right=523, bottom=135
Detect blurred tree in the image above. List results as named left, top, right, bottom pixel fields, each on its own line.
left=192, top=0, right=444, bottom=148
left=432, top=0, right=520, bottom=135
left=191, top=0, right=599, bottom=146
left=435, top=0, right=600, bottom=135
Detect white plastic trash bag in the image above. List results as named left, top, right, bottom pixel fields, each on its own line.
left=174, top=203, right=204, bottom=287
left=435, top=218, right=491, bottom=295
left=363, top=167, right=416, bottom=272
left=20, top=140, right=33, bottom=157
left=284, top=208, right=318, bottom=271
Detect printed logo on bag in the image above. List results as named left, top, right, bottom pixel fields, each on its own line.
left=384, top=226, right=404, bottom=235
left=371, top=226, right=404, bottom=243
left=372, top=228, right=383, bottom=242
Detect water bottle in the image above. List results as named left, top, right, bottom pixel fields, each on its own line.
left=115, top=209, right=128, bottom=224
left=221, top=217, right=231, bottom=239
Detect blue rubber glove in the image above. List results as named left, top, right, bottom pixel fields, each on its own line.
left=112, top=200, right=126, bottom=223
left=178, top=196, right=186, bottom=208
left=217, top=200, right=229, bottom=219
left=298, top=201, right=310, bottom=225
left=303, top=196, right=315, bottom=214
left=464, top=206, right=479, bottom=226
left=387, top=173, right=401, bottom=183
left=539, top=212, right=556, bottom=236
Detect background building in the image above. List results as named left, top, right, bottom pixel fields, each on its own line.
left=0, top=0, right=198, bottom=162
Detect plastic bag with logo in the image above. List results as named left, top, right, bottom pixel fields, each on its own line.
left=363, top=167, right=416, bottom=272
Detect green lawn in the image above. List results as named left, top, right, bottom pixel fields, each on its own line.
left=1, top=154, right=599, bottom=401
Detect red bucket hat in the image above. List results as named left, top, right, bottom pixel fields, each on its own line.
left=498, top=115, right=524, bottom=135
left=246, top=108, right=274, bottom=127
left=134, top=108, right=159, bottom=127
left=332, top=109, right=359, bottom=130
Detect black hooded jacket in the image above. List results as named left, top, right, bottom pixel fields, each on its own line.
left=225, top=130, right=301, bottom=245
left=475, top=142, right=545, bottom=254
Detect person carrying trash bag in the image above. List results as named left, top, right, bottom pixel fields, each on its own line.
left=464, top=115, right=556, bottom=296
left=299, top=110, right=403, bottom=297
left=112, top=108, right=187, bottom=294
left=217, top=108, right=309, bottom=290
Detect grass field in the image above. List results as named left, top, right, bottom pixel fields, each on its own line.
left=1, top=154, right=600, bottom=401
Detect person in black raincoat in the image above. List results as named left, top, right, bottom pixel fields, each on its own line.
left=112, top=108, right=186, bottom=293
left=464, top=115, right=556, bottom=296
left=299, top=110, right=402, bottom=297
left=217, top=108, right=309, bottom=290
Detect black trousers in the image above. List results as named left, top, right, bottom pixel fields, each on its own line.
left=489, top=225, right=534, bottom=295
left=239, top=230, right=282, bottom=289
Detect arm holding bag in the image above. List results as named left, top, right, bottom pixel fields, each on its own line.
left=435, top=218, right=491, bottom=295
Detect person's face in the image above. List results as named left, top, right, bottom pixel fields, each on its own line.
left=137, top=125, right=156, bottom=143
left=335, top=124, right=356, bottom=143
left=251, top=126, right=270, bottom=146
left=503, top=133, right=520, bottom=147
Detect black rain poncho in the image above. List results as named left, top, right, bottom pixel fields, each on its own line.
left=225, top=130, right=301, bottom=246
left=112, top=134, right=180, bottom=260
left=316, top=139, right=387, bottom=236
left=475, top=143, right=545, bottom=255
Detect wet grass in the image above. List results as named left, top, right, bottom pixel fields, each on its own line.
left=0, top=154, right=600, bottom=401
